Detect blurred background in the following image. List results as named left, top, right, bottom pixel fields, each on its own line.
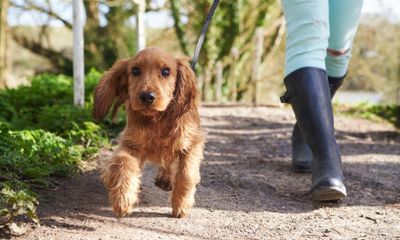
left=0, top=0, right=400, bottom=104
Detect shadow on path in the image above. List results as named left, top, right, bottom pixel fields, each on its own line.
left=34, top=112, right=400, bottom=231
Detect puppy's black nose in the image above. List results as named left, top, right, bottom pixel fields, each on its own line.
left=139, top=91, right=156, bottom=105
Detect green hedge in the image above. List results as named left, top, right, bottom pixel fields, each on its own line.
left=0, top=69, right=123, bottom=235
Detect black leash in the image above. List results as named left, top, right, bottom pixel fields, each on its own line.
left=191, top=0, right=220, bottom=70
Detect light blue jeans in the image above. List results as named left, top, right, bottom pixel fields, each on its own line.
left=282, top=0, right=364, bottom=77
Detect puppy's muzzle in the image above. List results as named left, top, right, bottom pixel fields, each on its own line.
left=139, top=91, right=156, bottom=106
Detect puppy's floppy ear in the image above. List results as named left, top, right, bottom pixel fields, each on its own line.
left=93, top=59, right=129, bottom=121
left=162, top=58, right=198, bottom=121
left=175, top=58, right=198, bottom=112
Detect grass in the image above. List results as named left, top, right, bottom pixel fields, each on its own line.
left=335, top=102, right=400, bottom=129
left=0, top=69, right=124, bottom=236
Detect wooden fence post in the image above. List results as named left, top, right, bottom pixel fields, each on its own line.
left=73, top=0, right=85, bottom=107
left=0, top=0, right=9, bottom=88
left=134, top=0, right=146, bottom=51
left=215, top=61, right=223, bottom=103
left=229, top=47, right=239, bottom=102
left=197, top=73, right=204, bottom=99
left=203, top=62, right=213, bottom=102
left=251, top=27, right=264, bottom=105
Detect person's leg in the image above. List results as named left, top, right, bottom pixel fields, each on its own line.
left=291, top=75, right=344, bottom=173
left=282, top=68, right=346, bottom=201
left=281, top=0, right=346, bottom=200
left=282, top=0, right=329, bottom=77
left=282, top=0, right=329, bottom=172
left=326, top=0, right=364, bottom=78
left=293, top=0, right=364, bottom=173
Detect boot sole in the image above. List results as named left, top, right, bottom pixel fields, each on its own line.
left=293, top=165, right=311, bottom=173
left=311, top=185, right=347, bottom=201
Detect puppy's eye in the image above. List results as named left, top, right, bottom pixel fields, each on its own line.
left=132, top=67, right=141, bottom=76
left=161, top=67, right=170, bottom=77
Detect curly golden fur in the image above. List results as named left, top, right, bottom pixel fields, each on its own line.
left=93, top=47, right=204, bottom=218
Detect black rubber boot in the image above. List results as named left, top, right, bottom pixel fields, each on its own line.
left=291, top=75, right=344, bottom=173
left=281, top=67, right=346, bottom=201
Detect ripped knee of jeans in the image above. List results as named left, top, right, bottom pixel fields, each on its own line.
left=327, top=48, right=350, bottom=57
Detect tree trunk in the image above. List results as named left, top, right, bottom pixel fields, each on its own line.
left=169, top=0, right=189, bottom=56
left=73, top=0, right=85, bottom=107
left=0, top=0, right=9, bottom=88
left=84, top=1, right=99, bottom=30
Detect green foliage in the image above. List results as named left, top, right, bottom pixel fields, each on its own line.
left=0, top=69, right=122, bottom=235
left=0, top=185, right=39, bottom=236
left=336, top=103, right=400, bottom=128
left=169, top=0, right=282, bottom=102
left=0, top=124, right=83, bottom=182
left=368, top=105, right=400, bottom=128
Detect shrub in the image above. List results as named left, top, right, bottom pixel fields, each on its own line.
left=0, top=122, right=85, bottom=234
left=0, top=185, right=39, bottom=236
left=0, top=124, right=83, bottom=181
left=336, top=102, right=400, bottom=128
left=0, top=69, right=123, bottom=235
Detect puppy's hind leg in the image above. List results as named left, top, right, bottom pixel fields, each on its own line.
left=101, top=147, right=142, bottom=217
left=171, top=143, right=203, bottom=218
left=155, top=167, right=172, bottom=191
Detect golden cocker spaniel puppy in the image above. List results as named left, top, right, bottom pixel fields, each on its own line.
left=93, top=47, right=204, bottom=218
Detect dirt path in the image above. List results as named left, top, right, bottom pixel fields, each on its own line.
left=16, top=106, right=400, bottom=240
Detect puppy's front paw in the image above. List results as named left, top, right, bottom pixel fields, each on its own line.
left=172, top=206, right=190, bottom=218
left=171, top=199, right=193, bottom=218
left=155, top=175, right=172, bottom=191
left=109, top=189, right=138, bottom=217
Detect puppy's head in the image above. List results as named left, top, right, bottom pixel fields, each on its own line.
left=93, top=47, right=197, bottom=121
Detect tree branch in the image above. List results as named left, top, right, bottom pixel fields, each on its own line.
left=169, top=0, right=190, bottom=55
left=10, top=1, right=72, bottom=29
left=11, top=31, right=72, bottom=74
